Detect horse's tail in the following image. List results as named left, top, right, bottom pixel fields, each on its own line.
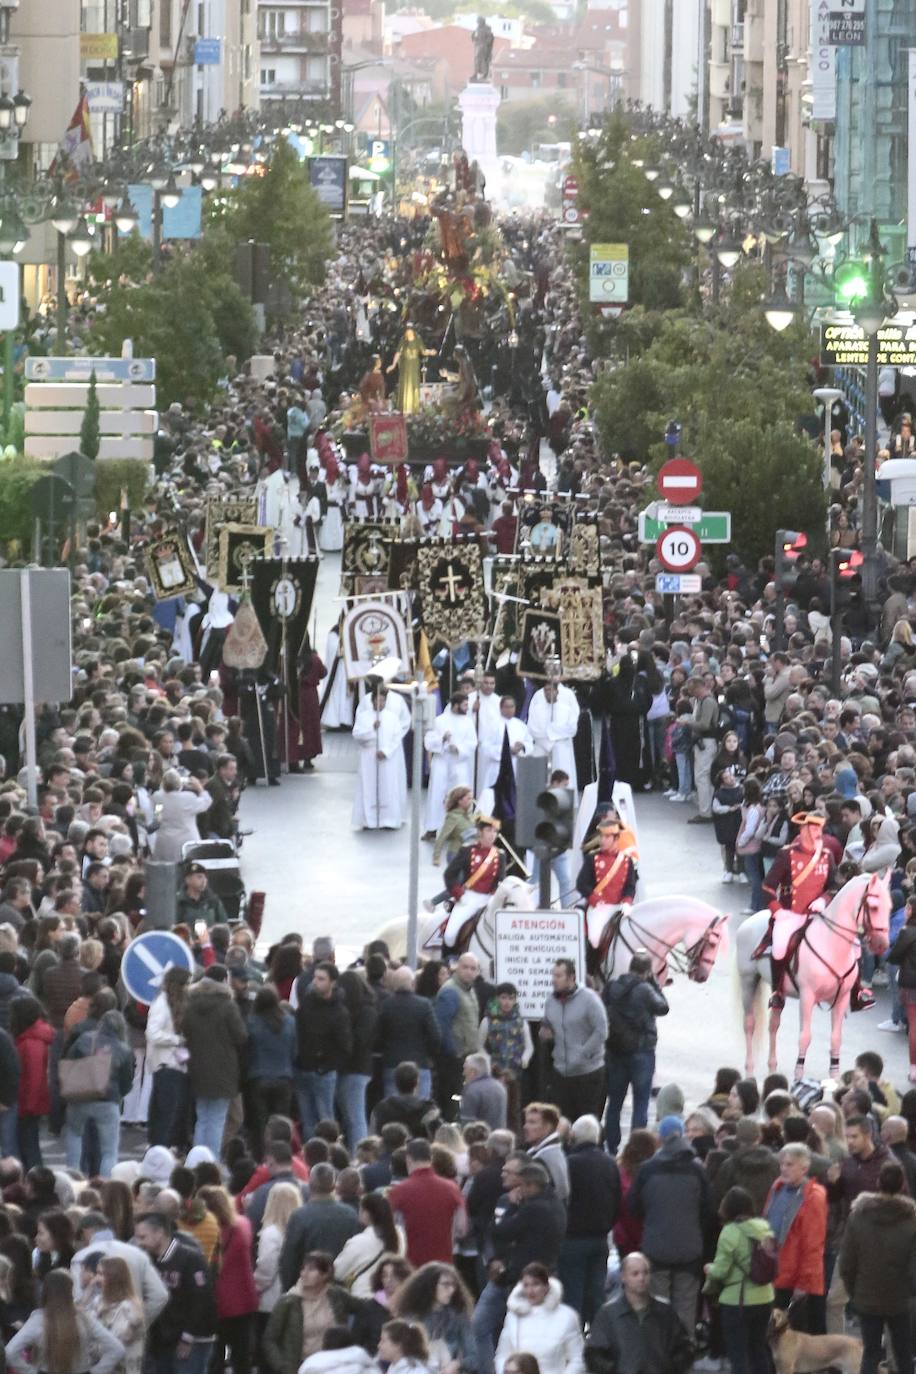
left=732, top=958, right=767, bottom=1060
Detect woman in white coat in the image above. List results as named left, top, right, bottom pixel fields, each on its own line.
left=333, top=1193, right=404, bottom=1297
left=495, top=1265, right=585, bottom=1374
left=150, top=770, right=211, bottom=861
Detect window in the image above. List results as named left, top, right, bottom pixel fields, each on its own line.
left=260, top=67, right=277, bottom=85
left=557, top=71, right=567, bottom=87
left=260, top=8, right=285, bottom=39
left=530, top=70, right=541, bottom=87
left=159, top=0, right=172, bottom=46
left=499, top=85, right=509, bottom=99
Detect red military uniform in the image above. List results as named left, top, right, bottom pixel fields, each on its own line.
left=445, top=843, right=503, bottom=898
left=578, top=849, right=637, bottom=908
left=763, top=842, right=835, bottom=914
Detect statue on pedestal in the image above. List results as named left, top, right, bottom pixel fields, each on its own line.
left=472, top=17, right=494, bottom=82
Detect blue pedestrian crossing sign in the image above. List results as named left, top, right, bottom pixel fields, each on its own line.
left=122, top=931, right=195, bottom=1005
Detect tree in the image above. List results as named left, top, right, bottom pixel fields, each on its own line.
left=209, top=137, right=332, bottom=301
left=497, top=98, right=576, bottom=157
left=576, top=113, right=692, bottom=316
left=79, top=369, right=101, bottom=460
left=591, top=265, right=825, bottom=564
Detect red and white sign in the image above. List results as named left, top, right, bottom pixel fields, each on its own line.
left=656, top=526, right=701, bottom=572
left=562, top=175, right=579, bottom=198
left=561, top=175, right=580, bottom=227
left=657, top=458, right=702, bottom=506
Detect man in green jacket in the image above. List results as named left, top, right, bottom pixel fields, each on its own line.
left=264, top=1252, right=362, bottom=1374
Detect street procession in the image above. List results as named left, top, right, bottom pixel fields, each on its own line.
left=4, top=2, right=916, bottom=1374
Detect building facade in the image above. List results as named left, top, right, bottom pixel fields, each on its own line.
left=258, top=0, right=341, bottom=112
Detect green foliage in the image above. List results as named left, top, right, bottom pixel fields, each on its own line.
left=576, top=113, right=692, bottom=317
left=209, top=137, right=332, bottom=300
left=497, top=99, right=576, bottom=157
left=80, top=370, right=101, bottom=460
left=93, top=457, right=149, bottom=519
left=591, top=263, right=825, bottom=564
left=87, top=230, right=256, bottom=408
left=2, top=401, right=25, bottom=454
left=0, top=452, right=46, bottom=554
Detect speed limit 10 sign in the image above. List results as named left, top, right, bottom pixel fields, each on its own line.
left=656, top=526, right=701, bottom=572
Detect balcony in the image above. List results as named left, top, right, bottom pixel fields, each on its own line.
left=259, top=30, right=330, bottom=53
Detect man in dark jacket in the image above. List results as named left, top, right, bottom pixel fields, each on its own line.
left=881, top=1115, right=916, bottom=1196
left=370, top=1060, right=441, bottom=1138
left=586, top=1251, right=694, bottom=1374
left=278, top=1162, right=362, bottom=1289
left=838, top=1160, right=916, bottom=1374
left=711, top=1116, right=780, bottom=1214
left=375, top=965, right=441, bottom=1098
left=294, top=961, right=352, bottom=1138
left=473, top=1160, right=566, bottom=1374
left=560, top=1114, right=621, bottom=1325
left=631, top=1115, right=712, bottom=1338
left=826, top=1114, right=904, bottom=1334
left=203, top=754, right=238, bottom=839
left=360, top=1121, right=408, bottom=1191
left=181, top=967, right=248, bottom=1160
left=136, top=1211, right=217, bottom=1374
left=604, top=952, right=669, bottom=1152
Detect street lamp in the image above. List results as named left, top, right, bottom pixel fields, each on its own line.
left=715, top=235, right=742, bottom=269
left=114, top=200, right=139, bottom=233
left=68, top=218, right=94, bottom=257
left=762, top=284, right=797, bottom=332
left=160, top=173, right=181, bottom=209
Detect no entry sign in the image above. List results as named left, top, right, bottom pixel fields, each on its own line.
left=657, top=458, right=702, bottom=505
left=656, top=526, right=701, bottom=572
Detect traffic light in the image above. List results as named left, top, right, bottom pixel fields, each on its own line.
left=834, top=259, right=870, bottom=305
left=534, top=786, right=575, bottom=855
left=775, top=530, right=808, bottom=591
left=831, top=548, right=863, bottom=614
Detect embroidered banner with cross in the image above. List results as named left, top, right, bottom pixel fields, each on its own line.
left=416, top=541, right=486, bottom=648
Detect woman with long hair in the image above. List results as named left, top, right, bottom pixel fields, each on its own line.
left=247, top=985, right=296, bottom=1158
left=145, top=965, right=191, bottom=1149
left=393, top=1262, right=478, bottom=1372
left=334, top=1193, right=404, bottom=1297
left=267, top=941, right=302, bottom=1003
left=6, top=1269, right=124, bottom=1374
left=377, top=1319, right=434, bottom=1374
left=351, top=1255, right=413, bottom=1353
left=612, top=1129, right=656, bottom=1259
left=91, top=1257, right=145, bottom=1374
left=63, top=1009, right=134, bottom=1176
left=0, top=1236, right=34, bottom=1339
left=100, top=1180, right=134, bottom=1244
left=255, top=1182, right=301, bottom=1322
left=33, top=1211, right=75, bottom=1281
left=197, top=1185, right=257, bottom=1374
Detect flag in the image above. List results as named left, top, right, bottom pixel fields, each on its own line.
left=416, top=629, right=439, bottom=693
left=492, top=727, right=517, bottom=824
left=52, top=94, right=94, bottom=180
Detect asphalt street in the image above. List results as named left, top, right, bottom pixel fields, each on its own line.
left=238, top=552, right=911, bottom=1107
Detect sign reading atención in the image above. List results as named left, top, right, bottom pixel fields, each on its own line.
left=821, top=322, right=916, bottom=368
left=494, top=910, right=585, bottom=1020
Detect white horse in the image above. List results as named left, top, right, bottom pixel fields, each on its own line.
left=373, top=876, right=536, bottom=977
left=597, top=896, right=730, bottom=986
left=735, top=872, right=892, bottom=1079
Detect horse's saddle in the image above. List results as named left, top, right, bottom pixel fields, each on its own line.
left=436, top=911, right=481, bottom=956
left=596, top=909, right=623, bottom=966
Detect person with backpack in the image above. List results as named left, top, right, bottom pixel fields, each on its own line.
left=603, top=951, right=669, bottom=1153
left=702, top=1186, right=776, bottom=1374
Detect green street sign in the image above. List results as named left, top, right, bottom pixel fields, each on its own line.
left=638, top=510, right=732, bottom=544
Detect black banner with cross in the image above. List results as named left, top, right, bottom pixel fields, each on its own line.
left=416, top=541, right=487, bottom=648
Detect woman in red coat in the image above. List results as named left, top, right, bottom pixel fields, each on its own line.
left=289, top=635, right=327, bottom=772
left=199, top=1185, right=258, bottom=1374
left=763, top=1146, right=828, bottom=1332
left=11, top=996, right=54, bottom=1170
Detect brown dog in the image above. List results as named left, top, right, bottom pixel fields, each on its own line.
left=768, top=1307, right=863, bottom=1374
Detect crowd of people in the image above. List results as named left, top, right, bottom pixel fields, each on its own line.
left=0, top=189, right=916, bottom=1374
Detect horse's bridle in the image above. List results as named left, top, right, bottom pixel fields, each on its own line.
left=614, top=911, right=725, bottom=981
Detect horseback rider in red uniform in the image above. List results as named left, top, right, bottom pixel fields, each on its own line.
left=754, top=811, right=849, bottom=1010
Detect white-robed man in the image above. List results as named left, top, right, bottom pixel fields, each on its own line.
left=469, top=673, right=502, bottom=789
left=481, top=696, right=533, bottom=790
left=351, top=684, right=410, bottom=829
left=423, top=693, right=477, bottom=837
left=527, top=681, right=581, bottom=793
